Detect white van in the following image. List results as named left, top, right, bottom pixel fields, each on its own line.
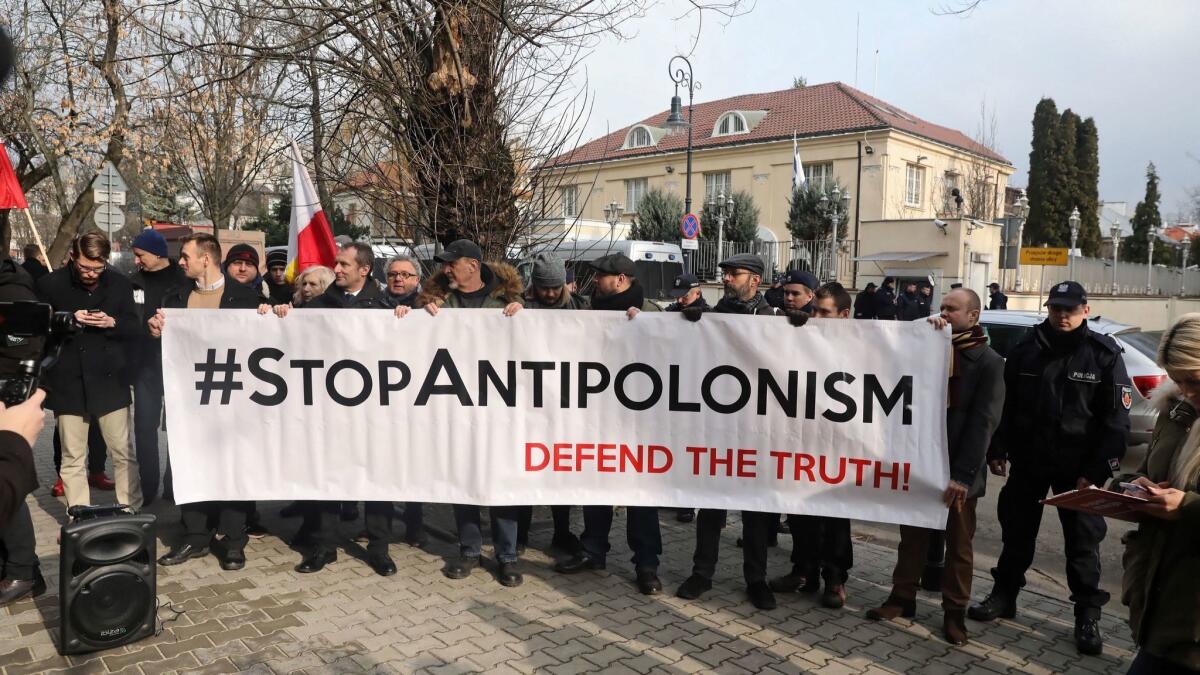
left=523, top=239, right=685, bottom=300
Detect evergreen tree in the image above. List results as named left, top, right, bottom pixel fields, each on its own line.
left=329, top=205, right=370, bottom=241
left=1073, top=117, right=1102, bottom=257
left=628, top=188, right=684, bottom=241
left=1125, top=162, right=1167, bottom=264
left=243, top=194, right=291, bottom=247
left=786, top=182, right=849, bottom=241
left=1053, top=110, right=1080, bottom=248
left=1025, top=98, right=1060, bottom=245
left=701, top=190, right=758, bottom=243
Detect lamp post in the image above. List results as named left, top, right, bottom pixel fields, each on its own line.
left=1147, top=228, right=1156, bottom=295
left=1068, top=206, right=1080, bottom=280
left=602, top=201, right=624, bottom=240
left=665, top=56, right=698, bottom=216
left=1183, top=236, right=1192, bottom=297
left=1110, top=223, right=1121, bottom=295
left=1012, top=190, right=1029, bottom=291
left=818, top=186, right=852, bottom=282
left=706, top=192, right=735, bottom=277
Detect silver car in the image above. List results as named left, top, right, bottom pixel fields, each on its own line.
left=978, top=310, right=1164, bottom=446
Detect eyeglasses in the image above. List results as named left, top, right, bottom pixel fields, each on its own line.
left=387, top=271, right=418, bottom=280
left=75, top=261, right=106, bottom=275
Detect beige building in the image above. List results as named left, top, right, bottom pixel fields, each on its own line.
left=539, top=82, right=1015, bottom=294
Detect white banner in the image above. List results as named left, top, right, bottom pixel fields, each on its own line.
left=162, top=309, right=951, bottom=528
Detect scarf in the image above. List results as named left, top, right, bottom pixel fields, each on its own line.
left=591, top=282, right=645, bottom=312
left=714, top=292, right=771, bottom=315
left=1170, top=414, right=1200, bottom=490
left=948, top=324, right=988, bottom=407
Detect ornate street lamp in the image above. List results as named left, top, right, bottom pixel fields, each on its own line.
left=665, top=56, right=699, bottom=217
left=1110, top=222, right=1121, bottom=295
left=818, top=187, right=852, bottom=282
left=706, top=192, right=735, bottom=279
left=1147, top=228, right=1156, bottom=295
left=603, top=201, right=624, bottom=240
left=1183, top=236, right=1192, bottom=297
left=1012, top=190, right=1030, bottom=291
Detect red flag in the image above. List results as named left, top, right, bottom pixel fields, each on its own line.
left=0, top=142, right=28, bottom=210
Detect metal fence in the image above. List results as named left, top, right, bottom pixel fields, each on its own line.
left=1009, top=255, right=1200, bottom=297
left=692, top=239, right=858, bottom=284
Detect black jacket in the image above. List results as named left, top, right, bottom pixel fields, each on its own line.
left=989, top=319, right=1132, bottom=485
left=947, top=342, right=1006, bottom=498
left=382, top=288, right=421, bottom=309
left=853, top=290, right=877, bottom=319
left=128, top=262, right=189, bottom=371
left=0, top=259, right=44, bottom=377
left=874, top=286, right=898, bottom=320
left=665, top=296, right=710, bottom=313
left=989, top=291, right=1008, bottom=310
left=265, top=279, right=293, bottom=305
left=160, top=276, right=265, bottom=310
left=35, top=264, right=140, bottom=416
left=19, top=258, right=48, bottom=282
left=897, top=291, right=923, bottom=321
left=305, top=280, right=391, bottom=309
left=764, top=286, right=785, bottom=309
left=0, top=431, right=36, bottom=527
left=525, top=291, right=590, bottom=310
left=713, top=292, right=781, bottom=316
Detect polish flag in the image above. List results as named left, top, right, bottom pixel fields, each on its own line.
left=285, top=140, right=337, bottom=282
left=0, top=141, right=29, bottom=210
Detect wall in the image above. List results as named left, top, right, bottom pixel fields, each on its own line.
left=1003, top=293, right=1200, bottom=331
left=856, top=217, right=1005, bottom=298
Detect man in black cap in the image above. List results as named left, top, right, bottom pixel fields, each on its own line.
left=264, top=249, right=292, bottom=305
left=969, top=281, right=1131, bottom=656
left=407, top=239, right=525, bottom=587
left=988, top=282, right=1008, bottom=310
left=664, top=272, right=708, bottom=313
left=853, top=282, right=877, bottom=319
left=875, top=276, right=898, bottom=320
left=673, top=253, right=790, bottom=611
left=780, top=269, right=819, bottom=317
left=556, top=251, right=662, bottom=595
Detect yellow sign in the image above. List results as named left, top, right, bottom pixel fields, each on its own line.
left=1019, top=247, right=1069, bottom=266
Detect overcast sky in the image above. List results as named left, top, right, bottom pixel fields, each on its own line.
left=572, top=0, right=1200, bottom=219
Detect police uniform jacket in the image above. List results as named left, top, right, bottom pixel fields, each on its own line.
left=989, top=319, right=1132, bottom=485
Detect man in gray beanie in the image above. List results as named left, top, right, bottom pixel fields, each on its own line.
left=524, top=255, right=588, bottom=310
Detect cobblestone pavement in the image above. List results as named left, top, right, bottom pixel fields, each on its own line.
left=2, top=424, right=1136, bottom=674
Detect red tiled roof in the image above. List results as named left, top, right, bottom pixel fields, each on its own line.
left=546, top=82, right=1009, bottom=167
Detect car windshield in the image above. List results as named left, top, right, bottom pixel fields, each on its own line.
left=1119, top=330, right=1162, bottom=360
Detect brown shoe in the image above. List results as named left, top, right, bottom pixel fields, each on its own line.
left=866, top=595, right=916, bottom=621
left=943, top=609, right=969, bottom=645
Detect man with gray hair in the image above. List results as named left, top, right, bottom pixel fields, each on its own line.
left=382, top=255, right=422, bottom=310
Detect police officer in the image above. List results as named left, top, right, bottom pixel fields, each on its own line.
left=664, top=272, right=708, bottom=313
left=673, top=253, right=789, bottom=610
left=969, top=281, right=1131, bottom=656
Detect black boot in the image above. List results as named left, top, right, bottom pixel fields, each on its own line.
left=1074, top=618, right=1103, bottom=656
left=158, top=544, right=209, bottom=566
left=968, top=590, right=1017, bottom=622
left=444, top=556, right=480, bottom=580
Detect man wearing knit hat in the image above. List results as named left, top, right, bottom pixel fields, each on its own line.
left=524, top=255, right=588, bottom=310
left=223, top=244, right=260, bottom=288
left=128, top=229, right=187, bottom=505
left=264, top=249, right=292, bottom=305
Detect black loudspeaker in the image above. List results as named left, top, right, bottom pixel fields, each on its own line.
left=58, top=513, right=157, bottom=655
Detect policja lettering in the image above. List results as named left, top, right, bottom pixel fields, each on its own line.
left=240, top=346, right=914, bottom=423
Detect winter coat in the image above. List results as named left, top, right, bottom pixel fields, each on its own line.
left=0, top=259, right=45, bottom=378
left=989, top=290, right=1009, bottom=310
left=875, top=286, right=898, bottom=320
left=418, top=262, right=525, bottom=310
left=665, top=296, right=710, bottom=313
left=588, top=280, right=661, bottom=313
left=853, top=290, right=877, bottom=319
left=128, top=261, right=189, bottom=373
left=525, top=291, right=590, bottom=310
left=897, top=291, right=924, bottom=321
left=305, top=279, right=391, bottom=309
left=19, top=258, right=48, bottom=283
left=160, top=276, right=266, bottom=311
left=1111, top=382, right=1200, bottom=670
left=947, top=341, right=1006, bottom=498
left=35, top=265, right=141, bottom=416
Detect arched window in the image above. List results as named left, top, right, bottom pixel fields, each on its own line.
left=714, top=112, right=748, bottom=136
left=625, top=126, right=654, bottom=148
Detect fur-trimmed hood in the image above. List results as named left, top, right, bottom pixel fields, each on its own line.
left=1152, top=380, right=1185, bottom=415
left=417, top=261, right=525, bottom=307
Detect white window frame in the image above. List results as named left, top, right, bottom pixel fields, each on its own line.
left=905, top=164, right=925, bottom=208
left=704, top=171, right=732, bottom=201
left=713, top=112, right=748, bottom=137
left=560, top=185, right=578, bottom=218
left=942, top=171, right=960, bottom=214
left=803, top=163, right=834, bottom=192
left=624, top=125, right=655, bottom=149
left=625, top=178, right=648, bottom=213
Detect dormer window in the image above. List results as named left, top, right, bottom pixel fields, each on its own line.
left=711, top=110, right=767, bottom=137
left=716, top=113, right=746, bottom=135
left=623, top=125, right=665, bottom=149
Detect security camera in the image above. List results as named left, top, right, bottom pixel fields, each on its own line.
left=933, top=219, right=948, bottom=235
left=864, top=144, right=875, bottom=155
left=665, top=165, right=675, bottom=174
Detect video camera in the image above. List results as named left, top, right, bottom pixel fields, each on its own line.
left=0, top=300, right=79, bottom=405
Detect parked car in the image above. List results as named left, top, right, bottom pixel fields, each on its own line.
left=978, top=310, right=1165, bottom=445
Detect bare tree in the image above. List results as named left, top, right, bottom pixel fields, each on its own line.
left=934, top=100, right=1003, bottom=221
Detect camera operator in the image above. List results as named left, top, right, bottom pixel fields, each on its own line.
left=36, top=233, right=142, bottom=513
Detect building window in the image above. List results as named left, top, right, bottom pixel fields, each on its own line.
left=804, top=163, right=834, bottom=192
left=704, top=171, right=732, bottom=200
left=560, top=186, right=578, bottom=218
left=625, top=178, right=648, bottom=213
left=714, top=112, right=747, bottom=136
left=625, top=126, right=654, bottom=149
left=906, top=164, right=925, bottom=207
left=943, top=172, right=960, bottom=215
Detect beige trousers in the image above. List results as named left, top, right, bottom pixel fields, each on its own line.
left=58, top=408, right=143, bottom=511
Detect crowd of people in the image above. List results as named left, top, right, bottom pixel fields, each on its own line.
left=0, top=229, right=1196, bottom=674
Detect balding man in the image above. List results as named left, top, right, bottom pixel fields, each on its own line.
left=867, top=288, right=1005, bottom=646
